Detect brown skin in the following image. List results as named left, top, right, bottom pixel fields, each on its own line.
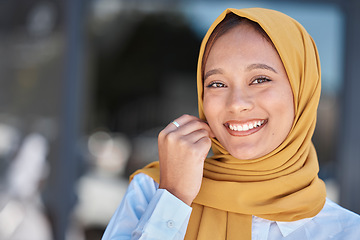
left=158, top=23, right=294, bottom=206
left=158, top=114, right=213, bottom=206
left=203, top=24, right=294, bottom=160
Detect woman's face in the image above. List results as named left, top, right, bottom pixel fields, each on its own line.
left=203, top=24, right=295, bottom=160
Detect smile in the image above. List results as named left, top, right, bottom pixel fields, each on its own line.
left=224, top=119, right=267, bottom=136
left=227, top=120, right=265, bottom=131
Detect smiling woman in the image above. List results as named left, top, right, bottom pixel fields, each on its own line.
left=102, top=8, right=360, bottom=240
left=203, top=18, right=294, bottom=160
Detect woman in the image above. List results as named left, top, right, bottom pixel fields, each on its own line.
left=102, top=8, right=360, bottom=240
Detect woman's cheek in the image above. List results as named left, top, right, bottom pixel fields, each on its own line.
left=203, top=93, right=222, bottom=118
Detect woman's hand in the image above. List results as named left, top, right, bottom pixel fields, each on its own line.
left=158, top=114, right=214, bottom=206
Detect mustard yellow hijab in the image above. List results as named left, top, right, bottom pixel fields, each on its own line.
left=131, top=8, right=326, bottom=239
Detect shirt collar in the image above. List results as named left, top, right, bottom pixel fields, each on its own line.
left=276, top=217, right=313, bottom=237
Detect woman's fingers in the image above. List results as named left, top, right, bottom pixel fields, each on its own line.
left=162, top=114, right=196, bottom=133
left=162, top=114, right=213, bottom=138
left=158, top=114, right=214, bottom=205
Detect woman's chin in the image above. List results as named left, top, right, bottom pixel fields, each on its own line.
left=227, top=147, right=266, bottom=160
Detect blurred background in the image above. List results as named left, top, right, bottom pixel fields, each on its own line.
left=0, top=0, right=359, bottom=239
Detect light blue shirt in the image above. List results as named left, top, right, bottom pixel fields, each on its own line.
left=102, top=173, right=360, bottom=240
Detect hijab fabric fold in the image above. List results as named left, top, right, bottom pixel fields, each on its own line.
left=131, top=8, right=326, bottom=239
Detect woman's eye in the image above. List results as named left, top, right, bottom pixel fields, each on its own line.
left=252, top=77, right=271, bottom=84
left=207, top=82, right=225, bottom=88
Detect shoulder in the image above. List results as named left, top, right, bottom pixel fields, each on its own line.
left=324, top=198, right=360, bottom=225
left=323, top=198, right=360, bottom=220
left=313, top=198, right=360, bottom=238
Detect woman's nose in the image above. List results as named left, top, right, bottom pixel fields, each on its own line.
left=227, top=88, right=254, bottom=113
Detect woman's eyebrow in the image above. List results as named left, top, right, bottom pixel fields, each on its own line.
left=246, top=63, right=277, bottom=73
left=204, top=68, right=223, bottom=81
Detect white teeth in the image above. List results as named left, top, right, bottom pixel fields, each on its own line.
left=228, top=120, right=265, bottom=132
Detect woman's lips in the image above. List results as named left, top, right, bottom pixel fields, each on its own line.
left=224, top=119, right=267, bottom=136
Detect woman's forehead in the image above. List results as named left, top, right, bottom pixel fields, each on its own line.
left=204, top=24, right=284, bottom=75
